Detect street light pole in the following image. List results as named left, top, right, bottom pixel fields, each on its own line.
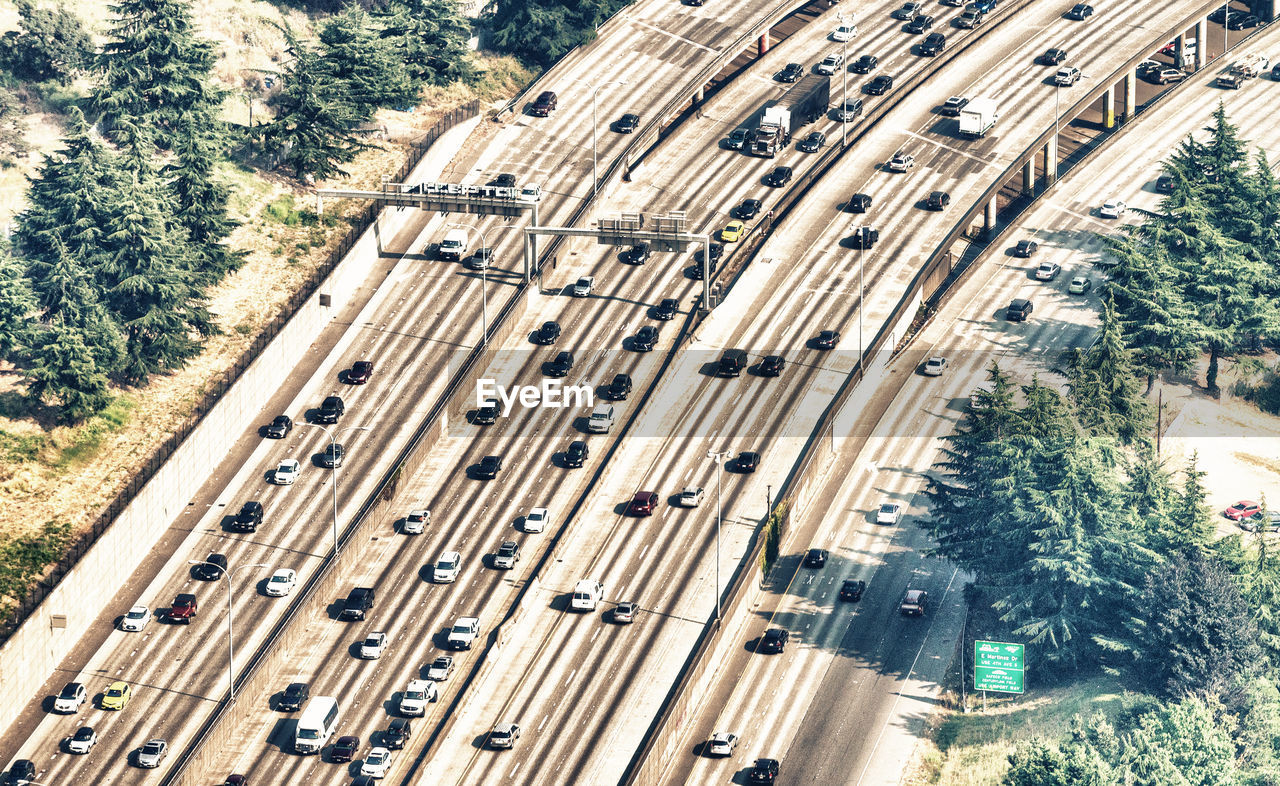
left=576, top=79, right=626, bottom=199
left=303, top=423, right=370, bottom=554
left=188, top=559, right=268, bottom=702
left=707, top=449, right=733, bottom=624
left=449, top=223, right=493, bottom=347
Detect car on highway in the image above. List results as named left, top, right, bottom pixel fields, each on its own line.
left=1005, top=298, right=1034, bottom=322
left=1224, top=500, right=1262, bottom=520
left=797, top=131, right=825, bottom=153
left=603, top=372, right=631, bottom=400
left=1069, top=276, right=1093, bottom=294
left=905, top=13, right=933, bottom=33
left=564, top=440, right=589, bottom=468
left=490, top=173, right=517, bottom=188
left=319, top=442, right=346, bottom=468
left=1226, top=12, right=1259, bottom=29
left=433, top=551, right=461, bottom=582
left=759, top=628, right=789, bottom=653
left=427, top=655, right=455, bottom=681
left=1054, top=65, right=1081, bottom=86
left=919, top=32, right=945, bottom=56
left=169, top=593, right=197, bottom=623
left=137, top=739, right=167, bottom=768
left=865, top=74, right=894, bottom=94
left=1100, top=199, right=1127, bottom=218
left=727, top=128, right=749, bottom=149
left=524, top=507, right=551, bottom=533
left=520, top=183, right=542, bottom=202
left=831, top=23, right=857, bottom=41
left=359, top=631, right=389, bottom=659
left=622, top=242, right=652, bottom=264
left=939, top=96, right=968, bottom=116
left=1039, top=47, right=1067, bottom=65
left=398, top=680, right=436, bottom=716
left=835, top=99, right=863, bottom=121
left=813, top=330, right=840, bottom=349
left=923, top=356, right=947, bottom=376
left=613, top=601, right=638, bottom=624
left=633, top=325, right=660, bottom=351
left=385, top=718, right=412, bottom=751
left=342, top=587, right=375, bottom=620
left=751, top=758, right=781, bottom=783
left=494, top=541, right=521, bottom=569
left=316, top=395, right=344, bottom=424
left=847, top=192, right=873, bottom=213
left=273, top=458, right=300, bottom=485
left=849, top=226, right=878, bottom=249
left=804, top=548, right=828, bottom=568
left=840, top=579, right=866, bottom=601
left=194, top=552, right=227, bottom=580
left=776, top=62, right=803, bottom=82
left=266, top=569, right=297, bottom=597
left=877, top=502, right=903, bottom=524
left=1014, top=239, right=1039, bottom=257
left=737, top=198, right=763, bottom=220
left=764, top=166, right=793, bottom=187
left=490, top=723, right=521, bottom=749
left=54, top=682, right=86, bottom=713
left=760, top=355, right=785, bottom=376
left=331, top=735, right=360, bottom=762
left=925, top=190, right=950, bottom=210
left=462, top=247, right=494, bottom=271
left=1152, top=67, right=1186, bottom=85
left=572, top=276, right=594, bottom=297
left=707, top=732, right=739, bottom=757
left=231, top=499, right=263, bottom=532
left=895, top=1, right=922, bottom=20
left=720, top=219, right=747, bottom=241
left=613, top=112, right=640, bottom=133
left=473, top=400, right=499, bottom=425
left=347, top=360, right=374, bottom=384
left=475, top=455, right=503, bottom=479
left=851, top=54, right=878, bottom=73
left=8, top=760, right=34, bottom=784
left=652, top=298, right=679, bottom=320
left=1035, top=261, right=1061, bottom=281
left=264, top=414, right=292, bottom=438
left=900, top=589, right=928, bottom=616
left=530, top=91, right=557, bottom=116
left=447, top=616, right=480, bottom=650
left=532, top=321, right=561, bottom=344
left=1155, top=174, right=1175, bottom=193
left=737, top=451, right=761, bottom=473
left=279, top=682, right=309, bottom=711
left=120, top=605, right=151, bottom=632
left=404, top=509, right=429, bottom=534
left=816, top=52, right=844, bottom=75
left=628, top=491, right=659, bottom=516
left=888, top=151, right=914, bottom=171
left=1065, top=3, right=1093, bottom=20
left=66, top=726, right=97, bottom=754
left=360, top=746, right=393, bottom=778
left=678, top=486, right=705, bottom=507
left=546, top=350, right=574, bottom=377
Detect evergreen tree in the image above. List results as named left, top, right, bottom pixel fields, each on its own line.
left=0, top=246, right=36, bottom=360
left=1245, top=149, right=1280, bottom=286
left=1003, top=738, right=1113, bottom=786
left=23, top=317, right=111, bottom=422
left=318, top=6, right=417, bottom=121
left=1069, top=298, right=1150, bottom=444
left=0, top=0, right=92, bottom=84
left=25, top=238, right=125, bottom=371
left=1123, top=442, right=1174, bottom=524
left=1129, top=698, right=1238, bottom=786
left=489, top=0, right=620, bottom=68
left=165, top=108, right=244, bottom=279
left=1167, top=452, right=1214, bottom=548
left=375, top=0, right=476, bottom=86
left=1104, top=237, right=1199, bottom=392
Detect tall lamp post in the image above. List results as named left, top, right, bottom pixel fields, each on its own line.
left=839, top=15, right=852, bottom=147
left=303, top=423, right=370, bottom=554
left=575, top=79, right=627, bottom=199
left=188, top=558, right=268, bottom=702
left=851, top=221, right=874, bottom=380
left=448, top=223, right=512, bottom=348
left=707, top=448, right=733, bottom=624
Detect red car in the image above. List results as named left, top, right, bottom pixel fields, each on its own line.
left=1224, top=500, right=1262, bottom=521
left=628, top=491, right=658, bottom=516
left=347, top=360, right=374, bottom=384
left=168, top=593, right=197, bottom=623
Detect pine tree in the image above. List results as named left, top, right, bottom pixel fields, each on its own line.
left=318, top=7, right=417, bottom=121
left=1104, top=237, right=1199, bottom=392
left=23, top=317, right=111, bottom=421
left=0, top=246, right=36, bottom=359
left=376, top=0, right=477, bottom=86
left=165, top=107, right=244, bottom=279
left=1070, top=298, right=1151, bottom=444
left=0, top=0, right=92, bottom=84
left=26, top=238, right=125, bottom=371
left=1167, top=452, right=1214, bottom=549
left=1245, top=149, right=1280, bottom=285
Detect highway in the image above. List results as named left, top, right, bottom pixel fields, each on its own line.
left=665, top=16, right=1280, bottom=786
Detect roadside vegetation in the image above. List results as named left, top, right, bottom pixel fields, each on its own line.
left=916, top=107, right=1280, bottom=785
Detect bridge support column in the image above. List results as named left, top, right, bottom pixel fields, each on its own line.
left=758, top=31, right=771, bottom=55
left=1102, top=84, right=1115, bottom=129
left=984, top=197, right=998, bottom=233
left=1124, top=71, right=1136, bottom=120
left=695, top=85, right=705, bottom=104
left=1022, top=159, right=1035, bottom=195
left=1196, top=19, right=1208, bottom=68
left=1045, top=135, right=1058, bottom=186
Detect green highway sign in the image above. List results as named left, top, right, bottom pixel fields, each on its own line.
left=974, top=640, right=1024, bottom=694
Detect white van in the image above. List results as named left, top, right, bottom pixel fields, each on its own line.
left=439, top=228, right=469, bottom=261
left=587, top=404, right=615, bottom=433
left=571, top=579, right=604, bottom=611
left=433, top=551, right=461, bottom=583
left=520, top=183, right=542, bottom=202
left=294, top=696, right=339, bottom=754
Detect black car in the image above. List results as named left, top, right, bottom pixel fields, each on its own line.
left=316, top=395, right=345, bottom=424
left=939, top=96, right=969, bottom=116
left=194, top=553, right=228, bottom=581
left=849, top=227, right=878, bottom=249
left=546, top=350, right=574, bottom=377
left=777, top=62, right=804, bottom=82
left=736, top=451, right=761, bottom=473
left=717, top=349, right=749, bottom=377
left=764, top=166, right=793, bottom=187
left=905, top=14, right=933, bottom=32
left=926, top=190, right=951, bottom=210
left=1014, top=239, right=1039, bottom=257
left=726, top=128, right=749, bottom=150
left=475, top=455, right=503, bottom=479
left=851, top=54, right=878, bottom=73
left=614, top=113, right=640, bottom=133
left=1155, top=174, right=1175, bottom=194
left=696, top=242, right=725, bottom=264
left=232, top=501, right=263, bottom=533
left=532, top=321, right=561, bottom=344
left=264, top=414, right=292, bottom=438
left=1227, top=12, right=1260, bottom=29
left=919, top=32, right=946, bottom=56
left=385, top=719, right=412, bottom=750
left=319, top=442, right=345, bottom=468
left=759, top=355, right=785, bottom=377
left=759, top=628, right=789, bottom=653
left=8, top=760, right=35, bottom=785
left=689, top=257, right=718, bottom=281
left=813, top=330, right=840, bottom=349
left=750, top=758, right=780, bottom=783
left=797, top=131, right=825, bottom=152
left=652, top=297, right=679, bottom=320
left=474, top=400, right=499, bottom=425
left=846, top=193, right=873, bottom=213
left=621, top=243, right=651, bottom=264
left=1065, top=2, right=1093, bottom=20
left=565, top=440, right=589, bottom=468
left=1039, top=47, right=1067, bottom=65
left=633, top=325, right=660, bottom=352
left=865, top=74, right=894, bottom=94
left=1006, top=298, right=1034, bottom=322
left=341, top=587, right=375, bottom=620
left=530, top=90, right=557, bottom=116
left=606, top=373, right=633, bottom=400
left=490, top=173, right=517, bottom=188
left=804, top=548, right=828, bottom=568
left=331, top=735, right=359, bottom=762
left=738, top=198, right=763, bottom=220
left=839, top=579, right=866, bottom=601
left=279, top=682, right=309, bottom=711
left=347, top=360, right=374, bottom=384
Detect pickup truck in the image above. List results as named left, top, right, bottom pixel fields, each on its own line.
left=447, top=616, right=480, bottom=650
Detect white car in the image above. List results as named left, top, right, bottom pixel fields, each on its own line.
left=404, top=509, right=430, bottom=535
left=54, top=682, right=87, bottom=713
left=923, top=357, right=947, bottom=376
left=273, top=458, right=301, bottom=485
left=572, top=276, right=594, bottom=297
left=707, top=731, right=739, bottom=757
left=876, top=503, right=903, bottom=524
left=361, top=746, right=393, bottom=778
left=1034, top=261, right=1061, bottom=281
left=265, top=569, right=297, bottom=597
left=433, top=551, right=461, bottom=583
left=888, top=152, right=915, bottom=172
left=831, top=23, right=857, bottom=41
left=1100, top=199, right=1127, bottom=218
left=490, top=722, right=521, bottom=749
left=137, top=738, right=168, bottom=768
left=520, top=183, right=542, bottom=202
left=359, top=632, right=389, bottom=659
left=398, top=679, right=438, bottom=716
left=524, top=507, right=550, bottom=533
left=816, top=52, right=844, bottom=75
left=427, top=655, right=454, bottom=681
left=66, top=726, right=97, bottom=754
left=678, top=486, right=705, bottom=507
left=120, top=605, right=151, bottom=632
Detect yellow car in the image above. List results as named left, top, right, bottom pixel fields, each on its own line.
left=719, top=220, right=746, bottom=242
left=101, top=681, right=131, bottom=710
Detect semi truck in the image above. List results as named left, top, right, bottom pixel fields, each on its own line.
left=751, top=74, right=830, bottom=157
left=958, top=97, right=999, bottom=138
